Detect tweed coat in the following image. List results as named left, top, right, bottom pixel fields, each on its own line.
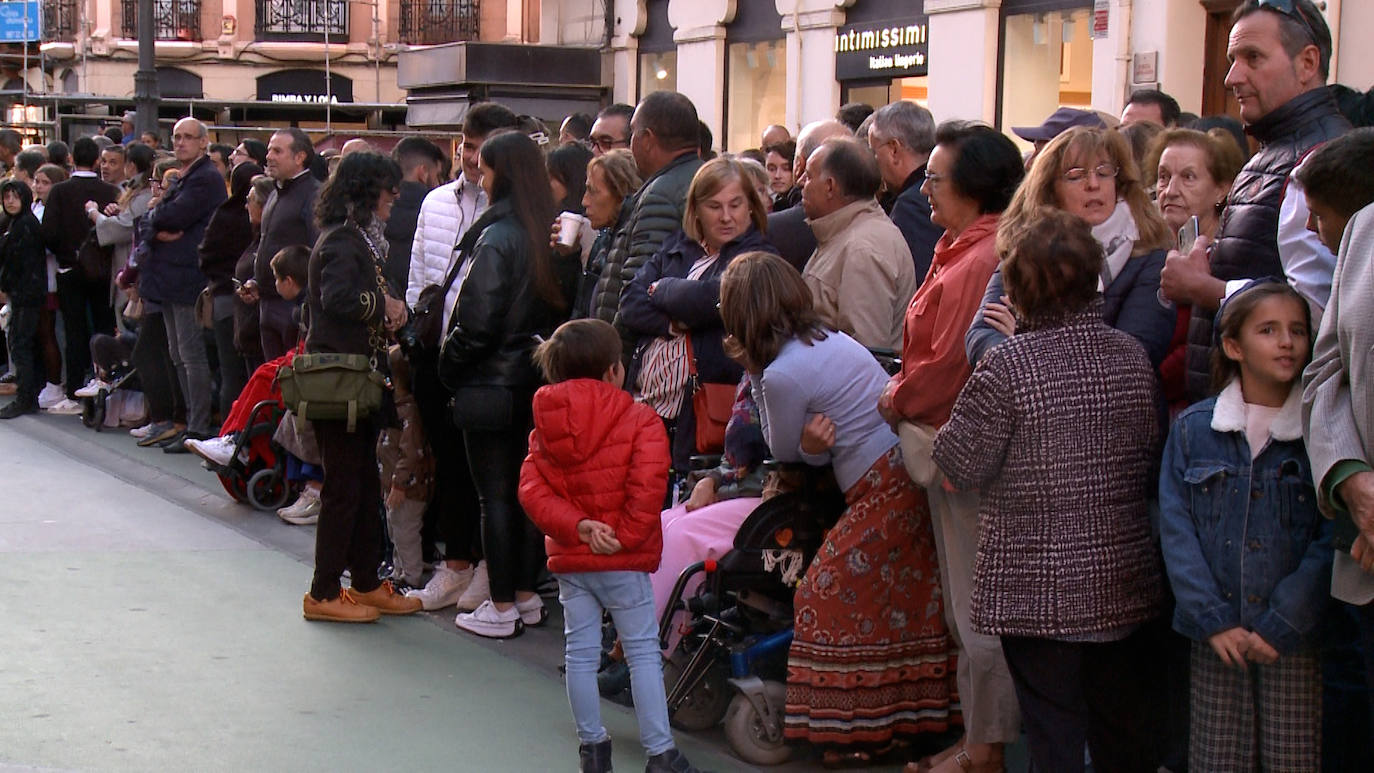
left=933, top=300, right=1166, bottom=637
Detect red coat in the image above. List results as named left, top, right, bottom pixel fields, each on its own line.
left=519, top=379, right=670, bottom=574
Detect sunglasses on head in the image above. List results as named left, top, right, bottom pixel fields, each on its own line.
left=1256, top=0, right=1323, bottom=48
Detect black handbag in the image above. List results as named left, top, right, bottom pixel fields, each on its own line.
left=405, top=257, right=464, bottom=354
left=449, top=385, right=514, bottom=431
left=76, top=231, right=115, bottom=282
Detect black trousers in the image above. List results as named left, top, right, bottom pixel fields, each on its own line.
left=6, top=304, right=40, bottom=406
left=56, top=271, right=115, bottom=396
left=131, top=311, right=185, bottom=425
left=463, top=420, right=544, bottom=603
left=212, top=312, right=248, bottom=420
left=411, top=357, right=482, bottom=563
left=1001, top=628, right=1163, bottom=773
left=258, top=297, right=298, bottom=362
left=311, top=418, right=383, bottom=600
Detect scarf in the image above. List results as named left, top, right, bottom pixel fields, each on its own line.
left=1092, top=200, right=1138, bottom=291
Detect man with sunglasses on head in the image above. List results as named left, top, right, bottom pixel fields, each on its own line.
left=1160, top=0, right=1349, bottom=402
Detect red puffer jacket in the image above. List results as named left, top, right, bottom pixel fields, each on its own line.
left=519, top=379, right=670, bottom=574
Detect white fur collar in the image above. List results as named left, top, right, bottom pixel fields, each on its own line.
left=1210, top=379, right=1303, bottom=441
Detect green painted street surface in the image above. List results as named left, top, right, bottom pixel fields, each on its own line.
left=0, top=412, right=914, bottom=772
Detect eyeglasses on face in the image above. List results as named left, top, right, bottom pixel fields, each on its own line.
left=1062, top=163, right=1119, bottom=184
left=590, top=135, right=630, bottom=151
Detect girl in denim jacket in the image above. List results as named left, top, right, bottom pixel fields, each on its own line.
left=1159, top=281, right=1331, bottom=771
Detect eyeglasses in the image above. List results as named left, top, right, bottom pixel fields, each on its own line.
left=1256, top=0, right=1323, bottom=48
left=924, top=172, right=947, bottom=189
left=590, top=135, right=630, bottom=151
left=1062, top=163, right=1119, bottom=184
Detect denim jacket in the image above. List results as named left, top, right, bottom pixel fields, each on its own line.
left=1159, top=379, right=1332, bottom=654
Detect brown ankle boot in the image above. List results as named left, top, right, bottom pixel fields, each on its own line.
left=303, top=589, right=381, bottom=622
left=351, top=580, right=422, bottom=615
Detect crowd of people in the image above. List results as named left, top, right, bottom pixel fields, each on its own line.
left=3, top=0, right=1374, bottom=770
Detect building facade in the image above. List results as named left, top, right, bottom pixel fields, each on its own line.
left=605, top=0, right=1373, bottom=152
left=8, top=0, right=546, bottom=139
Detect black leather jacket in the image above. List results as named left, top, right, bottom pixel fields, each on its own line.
left=439, top=199, right=576, bottom=391
left=1185, top=88, right=1351, bottom=401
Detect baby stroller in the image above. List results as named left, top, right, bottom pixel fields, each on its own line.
left=658, top=461, right=845, bottom=765
left=210, top=398, right=293, bottom=512
left=81, top=332, right=147, bottom=431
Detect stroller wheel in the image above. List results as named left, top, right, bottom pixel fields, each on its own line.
left=663, top=646, right=733, bottom=731
left=80, top=396, right=104, bottom=431
left=247, top=468, right=291, bottom=512
left=724, top=681, right=792, bottom=766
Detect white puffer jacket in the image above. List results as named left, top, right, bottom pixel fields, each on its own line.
left=406, top=175, right=486, bottom=332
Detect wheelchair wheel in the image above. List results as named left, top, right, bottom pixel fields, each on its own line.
left=663, top=647, right=733, bottom=731
left=724, top=681, right=791, bottom=766
left=80, top=396, right=104, bottom=430
left=247, top=468, right=291, bottom=512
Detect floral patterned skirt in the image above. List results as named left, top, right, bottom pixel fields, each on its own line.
left=784, top=446, right=959, bottom=747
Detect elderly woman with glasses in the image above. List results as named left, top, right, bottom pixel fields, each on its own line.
left=965, top=126, right=1175, bottom=371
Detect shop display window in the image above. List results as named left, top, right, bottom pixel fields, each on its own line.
left=999, top=7, right=1096, bottom=149
left=639, top=51, right=677, bottom=98
left=725, top=39, right=787, bottom=152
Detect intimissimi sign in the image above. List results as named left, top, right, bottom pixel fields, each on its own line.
left=834, top=18, right=930, bottom=80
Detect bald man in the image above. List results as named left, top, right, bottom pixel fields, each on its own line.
left=765, top=119, right=852, bottom=270
left=340, top=138, right=374, bottom=156
left=761, top=124, right=791, bottom=148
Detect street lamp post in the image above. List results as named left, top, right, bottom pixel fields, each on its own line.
left=134, top=0, right=160, bottom=138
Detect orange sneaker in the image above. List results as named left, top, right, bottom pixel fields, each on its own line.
left=302, top=589, right=381, bottom=623
left=351, top=580, right=423, bottom=615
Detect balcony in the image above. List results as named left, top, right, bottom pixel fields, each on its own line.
left=399, top=0, right=480, bottom=46
left=256, top=0, right=349, bottom=42
left=43, top=0, right=80, bottom=42
left=121, top=0, right=203, bottom=42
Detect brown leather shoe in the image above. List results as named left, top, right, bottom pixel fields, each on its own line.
left=351, top=580, right=422, bottom=615
left=303, top=589, right=381, bottom=623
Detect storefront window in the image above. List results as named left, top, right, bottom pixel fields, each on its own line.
left=726, top=39, right=787, bottom=152
left=639, top=51, right=677, bottom=98
left=999, top=7, right=1095, bottom=149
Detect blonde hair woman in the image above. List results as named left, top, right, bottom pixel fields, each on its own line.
left=966, top=126, right=1176, bottom=370
left=555, top=149, right=642, bottom=318
left=618, top=156, right=778, bottom=470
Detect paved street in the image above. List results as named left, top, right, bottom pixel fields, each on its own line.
left=0, top=409, right=925, bottom=772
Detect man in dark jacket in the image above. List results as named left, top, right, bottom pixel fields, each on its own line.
left=766, top=119, right=851, bottom=272
left=146, top=118, right=228, bottom=447
left=868, top=100, right=941, bottom=285
left=40, top=136, right=119, bottom=405
left=590, top=91, right=703, bottom=347
left=385, top=137, right=444, bottom=296
left=255, top=128, right=321, bottom=360
left=1159, top=0, right=1350, bottom=401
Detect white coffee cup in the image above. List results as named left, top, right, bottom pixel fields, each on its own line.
left=557, top=211, right=588, bottom=248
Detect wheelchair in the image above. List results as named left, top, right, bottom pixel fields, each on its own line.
left=209, top=399, right=294, bottom=512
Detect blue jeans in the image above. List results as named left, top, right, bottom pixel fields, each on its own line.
left=558, top=571, right=674, bottom=756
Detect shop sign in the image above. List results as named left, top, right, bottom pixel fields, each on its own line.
left=1091, top=0, right=1110, bottom=40
left=0, top=1, right=41, bottom=42
left=256, top=69, right=354, bottom=105
left=834, top=18, right=930, bottom=81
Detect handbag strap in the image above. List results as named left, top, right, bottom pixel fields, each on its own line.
left=352, top=223, right=392, bottom=363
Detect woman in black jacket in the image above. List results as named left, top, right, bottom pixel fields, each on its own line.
left=0, top=180, right=47, bottom=418
left=199, top=161, right=261, bottom=417
left=301, top=151, right=420, bottom=623
left=619, top=157, right=779, bottom=470
left=440, top=131, right=575, bottom=639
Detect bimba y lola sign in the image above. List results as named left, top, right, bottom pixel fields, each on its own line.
left=834, top=19, right=930, bottom=80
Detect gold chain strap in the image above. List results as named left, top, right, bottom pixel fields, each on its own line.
left=353, top=223, right=391, bottom=367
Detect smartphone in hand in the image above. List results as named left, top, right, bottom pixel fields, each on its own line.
left=1177, top=215, right=1200, bottom=254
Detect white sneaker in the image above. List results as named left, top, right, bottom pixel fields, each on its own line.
left=277, top=487, right=321, bottom=526
left=45, top=398, right=82, bottom=415
left=514, top=595, right=548, bottom=626
left=405, top=564, right=474, bottom=611
left=185, top=434, right=239, bottom=467
left=74, top=378, right=110, bottom=398
left=455, top=561, right=490, bottom=612
left=129, top=422, right=156, bottom=439
left=37, top=382, right=64, bottom=409
left=455, top=600, right=523, bottom=639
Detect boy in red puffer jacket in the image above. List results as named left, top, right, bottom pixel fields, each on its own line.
left=521, top=319, right=702, bottom=773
